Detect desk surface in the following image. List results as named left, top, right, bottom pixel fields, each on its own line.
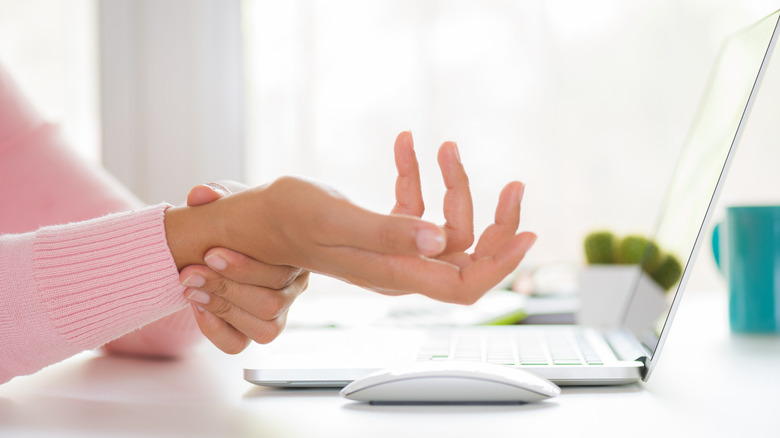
left=2, top=288, right=779, bottom=438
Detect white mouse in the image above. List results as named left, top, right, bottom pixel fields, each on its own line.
left=339, top=361, right=560, bottom=404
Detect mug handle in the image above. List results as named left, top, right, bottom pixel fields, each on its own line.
left=712, top=223, right=722, bottom=271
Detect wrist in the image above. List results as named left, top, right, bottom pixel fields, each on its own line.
left=164, top=204, right=222, bottom=270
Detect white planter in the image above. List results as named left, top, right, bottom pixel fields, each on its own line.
left=576, top=265, right=667, bottom=332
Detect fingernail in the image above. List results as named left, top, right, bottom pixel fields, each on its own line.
left=194, top=304, right=206, bottom=313
left=181, top=274, right=206, bottom=288
left=204, top=182, right=230, bottom=196
left=205, top=254, right=228, bottom=270
left=452, top=143, right=461, bottom=163
left=416, top=228, right=446, bottom=256
left=187, top=289, right=211, bottom=305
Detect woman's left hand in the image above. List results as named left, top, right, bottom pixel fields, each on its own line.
left=180, top=182, right=310, bottom=354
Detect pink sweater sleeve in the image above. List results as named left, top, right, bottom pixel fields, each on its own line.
left=0, top=206, right=191, bottom=383
left=0, top=63, right=201, bottom=383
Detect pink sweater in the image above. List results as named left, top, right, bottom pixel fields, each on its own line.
left=0, top=64, right=202, bottom=384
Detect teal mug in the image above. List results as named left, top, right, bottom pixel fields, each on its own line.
left=712, top=206, right=780, bottom=333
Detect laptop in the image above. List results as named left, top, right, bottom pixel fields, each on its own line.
left=244, top=10, right=780, bottom=387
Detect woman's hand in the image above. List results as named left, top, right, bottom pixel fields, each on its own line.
left=165, top=132, right=535, bottom=306
left=179, top=182, right=310, bottom=354
left=390, top=131, right=532, bottom=279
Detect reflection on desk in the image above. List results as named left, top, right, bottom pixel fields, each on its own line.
left=1, top=289, right=779, bottom=438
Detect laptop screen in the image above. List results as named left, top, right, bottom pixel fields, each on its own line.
left=622, top=10, right=780, bottom=379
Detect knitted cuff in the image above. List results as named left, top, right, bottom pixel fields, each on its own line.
left=32, top=203, right=188, bottom=351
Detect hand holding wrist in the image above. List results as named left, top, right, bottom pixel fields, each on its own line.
left=165, top=131, right=535, bottom=306
left=169, top=181, right=309, bottom=354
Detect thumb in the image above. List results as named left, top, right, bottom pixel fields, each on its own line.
left=187, top=182, right=240, bottom=207
left=187, top=184, right=230, bottom=207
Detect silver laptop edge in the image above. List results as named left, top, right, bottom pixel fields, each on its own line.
left=628, top=10, right=780, bottom=382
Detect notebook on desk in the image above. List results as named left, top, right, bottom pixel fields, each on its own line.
left=244, top=10, right=780, bottom=387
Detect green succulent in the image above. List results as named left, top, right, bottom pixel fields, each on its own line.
left=584, top=231, right=617, bottom=264
left=649, top=254, right=683, bottom=291
left=583, top=231, right=682, bottom=292
left=616, top=235, right=663, bottom=272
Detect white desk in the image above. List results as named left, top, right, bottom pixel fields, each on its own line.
left=1, top=288, right=779, bottom=438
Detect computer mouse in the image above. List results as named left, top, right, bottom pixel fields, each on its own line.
left=339, top=361, right=560, bottom=404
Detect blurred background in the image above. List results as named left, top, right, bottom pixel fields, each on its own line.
left=1, top=0, right=779, bottom=293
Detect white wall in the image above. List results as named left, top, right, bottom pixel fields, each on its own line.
left=99, top=0, right=245, bottom=205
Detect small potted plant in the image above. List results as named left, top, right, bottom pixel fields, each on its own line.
left=578, top=231, right=682, bottom=331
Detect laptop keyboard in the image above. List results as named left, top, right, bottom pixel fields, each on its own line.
left=416, top=329, right=605, bottom=366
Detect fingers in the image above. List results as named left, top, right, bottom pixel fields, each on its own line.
left=313, top=134, right=532, bottom=304
left=202, top=247, right=303, bottom=290
left=190, top=305, right=290, bottom=354
left=189, top=305, right=251, bottom=354
left=181, top=264, right=308, bottom=321
left=319, top=200, right=448, bottom=258
left=438, top=141, right=475, bottom=253
left=181, top=265, right=309, bottom=351
left=321, top=231, right=536, bottom=305
left=390, top=133, right=475, bottom=254
left=391, top=131, right=425, bottom=217
left=473, top=181, right=525, bottom=259
left=456, top=232, right=537, bottom=302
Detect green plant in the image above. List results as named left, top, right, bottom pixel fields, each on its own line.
left=648, top=254, right=683, bottom=291
left=584, top=231, right=617, bottom=264
left=616, top=235, right=662, bottom=272
left=583, top=231, right=682, bottom=291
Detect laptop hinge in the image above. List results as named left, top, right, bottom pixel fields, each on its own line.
left=634, top=356, right=650, bottom=379
left=604, top=328, right=651, bottom=376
